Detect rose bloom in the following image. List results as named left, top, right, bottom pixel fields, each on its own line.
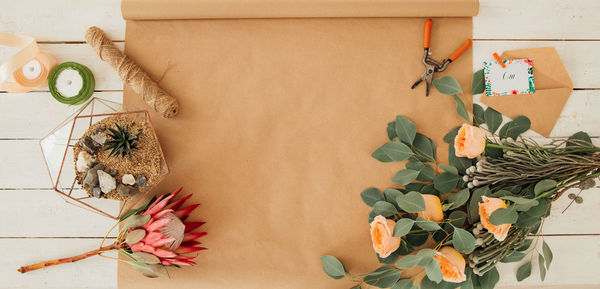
left=434, top=246, right=467, bottom=283
left=454, top=124, right=486, bottom=159
left=479, top=196, right=511, bottom=241
left=370, top=215, right=401, bottom=258
left=417, top=194, right=444, bottom=223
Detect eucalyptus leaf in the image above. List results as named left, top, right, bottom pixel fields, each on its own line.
left=489, top=208, right=518, bottom=225
left=526, top=198, right=549, bottom=217
left=444, top=126, right=460, bottom=144
left=384, top=189, right=404, bottom=205
left=501, top=196, right=539, bottom=211
left=395, top=116, right=417, bottom=145
left=406, top=160, right=425, bottom=171
left=391, top=279, right=414, bottom=289
left=472, top=69, right=485, bottom=95
left=364, top=266, right=402, bottom=288
left=379, top=142, right=415, bottom=161
left=320, top=255, right=346, bottom=279
left=500, top=251, right=526, bottom=263
left=372, top=147, right=393, bottom=162
left=502, top=116, right=531, bottom=139
left=517, top=239, right=533, bottom=251
left=415, top=216, right=442, bottom=231
left=484, top=107, right=502, bottom=133
left=433, top=76, right=463, bottom=95
left=393, top=218, right=415, bottom=237
left=542, top=241, right=553, bottom=269
left=413, top=133, right=435, bottom=161
left=417, top=167, right=436, bottom=182
left=516, top=261, right=532, bottom=281
left=361, top=187, right=384, bottom=207
left=468, top=186, right=489, bottom=224
left=121, top=214, right=151, bottom=233
left=479, top=267, right=499, bottom=289
left=448, top=210, right=467, bottom=228
left=516, top=212, right=541, bottom=228
left=406, top=232, right=429, bottom=247
left=125, top=229, right=147, bottom=245
left=567, top=131, right=593, bottom=149
left=534, top=179, right=557, bottom=196
left=395, top=255, right=421, bottom=269
left=539, top=253, right=546, bottom=281
left=128, top=260, right=162, bottom=277
left=373, top=201, right=399, bottom=217
left=387, top=121, right=398, bottom=141
left=405, top=183, right=425, bottom=192
left=434, top=172, right=460, bottom=193
left=453, top=95, right=470, bottom=121
left=448, top=145, right=472, bottom=174
left=377, top=245, right=404, bottom=264
left=452, top=228, right=476, bottom=253
left=395, top=191, right=426, bottom=213
left=425, top=258, right=443, bottom=283
left=392, top=169, right=420, bottom=185
left=131, top=252, right=161, bottom=265
left=448, top=188, right=470, bottom=210
left=439, top=164, right=458, bottom=175
left=473, top=104, right=486, bottom=127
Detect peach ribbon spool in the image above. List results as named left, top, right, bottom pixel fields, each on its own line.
left=0, top=33, right=56, bottom=92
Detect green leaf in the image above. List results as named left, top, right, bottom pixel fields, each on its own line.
left=516, top=261, right=532, bottom=282
left=364, top=266, right=402, bottom=288
left=448, top=145, right=472, bottom=174
left=516, top=212, right=541, bottom=228
left=542, top=241, right=553, bottom=269
left=120, top=214, right=151, bottom=233
left=439, top=164, right=458, bottom=175
left=448, top=188, right=470, bottom=210
left=453, top=95, right=470, bottom=121
left=539, top=253, right=546, bottom=281
left=415, top=216, right=442, bottom=231
left=500, top=251, right=526, bottom=263
left=377, top=246, right=404, bottom=264
left=416, top=249, right=436, bottom=265
left=395, top=191, right=426, bottom=213
left=433, top=76, right=463, bottom=95
left=125, top=229, right=146, bottom=245
left=468, top=186, right=489, bottom=224
left=128, top=260, right=165, bottom=277
left=448, top=210, right=467, bottom=228
left=393, top=218, right=415, bottom=237
left=392, top=169, right=420, bottom=185
left=406, top=159, right=425, bottom=171
left=479, top=267, right=499, bottom=289
left=361, top=188, right=384, bottom=207
left=452, top=228, right=476, bottom=253
left=517, top=239, right=533, bottom=251
left=472, top=69, right=485, bottom=95
left=413, top=133, right=435, bottom=161
left=320, top=255, right=346, bottom=279
left=500, top=196, right=539, bottom=211
left=434, top=172, right=460, bottom=193
left=378, top=142, right=415, bottom=162
left=384, top=189, right=404, bottom=204
left=526, top=198, right=550, bottom=217
left=444, top=126, right=460, bottom=144
left=567, top=131, right=593, bottom=149
left=489, top=208, right=518, bottom=225
left=484, top=107, right=502, bottom=133
left=131, top=252, right=161, bottom=265
left=501, top=116, right=531, bottom=139
left=395, top=255, right=421, bottom=269
left=417, top=166, right=436, bottom=182
left=425, top=258, right=443, bottom=283
left=391, top=279, right=414, bottom=289
left=473, top=104, right=486, bottom=126
left=534, top=179, right=557, bottom=196
left=387, top=121, right=398, bottom=141
left=373, top=201, right=399, bottom=217
left=372, top=147, right=393, bottom=162
left=395, top=116, right=417, bottom=145
left=407, top=232, right=429, bottom=247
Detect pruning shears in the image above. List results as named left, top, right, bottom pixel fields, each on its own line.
left=411, top=19, right=472, bottom=96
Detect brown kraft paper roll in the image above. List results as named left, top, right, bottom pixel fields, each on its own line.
left=119, top=0, right=478, bottom=288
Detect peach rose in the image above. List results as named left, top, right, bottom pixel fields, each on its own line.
left=454, top=124, right=486, bottom=159
left=434, top=246, right=467, bottom=283
left=370, top=215, right=401, bottom=258
left=478, top=196, right=511, bottom=241
left=417, top=194, right=444, bottom=223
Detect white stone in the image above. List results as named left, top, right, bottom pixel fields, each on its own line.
left=76, top=151, right=95, bottom=172
left=122, top=174, right=136, bottom=185
left=97, top=170, right=116, bottom=193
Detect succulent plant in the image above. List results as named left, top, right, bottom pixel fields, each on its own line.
left=104, top=123, right=142, bottom=159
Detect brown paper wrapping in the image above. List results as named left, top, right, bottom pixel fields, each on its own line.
left=481, top=47, right=573, bottom=137
left=120, top=1, right=477, bottom=288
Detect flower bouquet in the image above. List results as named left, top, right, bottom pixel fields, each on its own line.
left=320, top=76, right=598, bottom=289
left=18, top=188, right=206, bottom=277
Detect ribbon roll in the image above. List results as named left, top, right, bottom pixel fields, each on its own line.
left=0, top=33, right=56, bottom=92
left=48, top=62, right=95, bottom=105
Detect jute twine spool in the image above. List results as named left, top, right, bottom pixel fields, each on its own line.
left=84, top=26, right=179, bottom=118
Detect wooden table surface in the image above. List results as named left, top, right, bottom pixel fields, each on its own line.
left=1, top=0, right=599, bottom=288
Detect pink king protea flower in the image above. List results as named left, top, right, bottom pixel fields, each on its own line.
left=126, top=188, right=207, bottom=266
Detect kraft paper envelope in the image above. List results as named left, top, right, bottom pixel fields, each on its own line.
left=118, top=0, right=478, bottom=288
left=481, top=47, right=573, bottom=137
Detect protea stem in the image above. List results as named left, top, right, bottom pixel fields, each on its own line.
left=17, top=243, right=119, bottom=274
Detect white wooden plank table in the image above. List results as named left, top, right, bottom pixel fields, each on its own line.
left=1, top=0, right=599, bottom=288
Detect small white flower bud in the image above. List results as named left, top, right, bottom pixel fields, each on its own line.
left=473, top=179, right=480, bottom=186
left=468, top=182, right=474, bottom=189
left=473, top=228, right=480, bottom=235
left=463, top=175, right=470, bottom=182
left=468, top=166, right=476, bottom=173
left=475, top=238, right=484, bottom=246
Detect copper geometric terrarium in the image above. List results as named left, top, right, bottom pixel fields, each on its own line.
left=40, top=98, right=168, bottom=220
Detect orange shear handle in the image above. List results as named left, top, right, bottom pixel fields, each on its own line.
left=449, top=39, right=472, bottom=62
left=423, top=19, right=433, bottom=48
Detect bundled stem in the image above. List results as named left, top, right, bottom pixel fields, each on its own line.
left=17, top=243, right=119, bottom=274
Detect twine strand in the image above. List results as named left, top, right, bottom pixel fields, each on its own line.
left=84, top=26, right=179, bottom=118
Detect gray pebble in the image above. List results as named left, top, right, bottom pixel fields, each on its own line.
left=92, top=187, right=103, bottom=198
left=82, top=136, right=101, bottom=153
left=135, top=176, right=147, bottom=187
left=83, top=163, right=104, bottom=188
left=90, top=133, right=107, bottom=146
left=117, top=184, right=140, bottom=197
